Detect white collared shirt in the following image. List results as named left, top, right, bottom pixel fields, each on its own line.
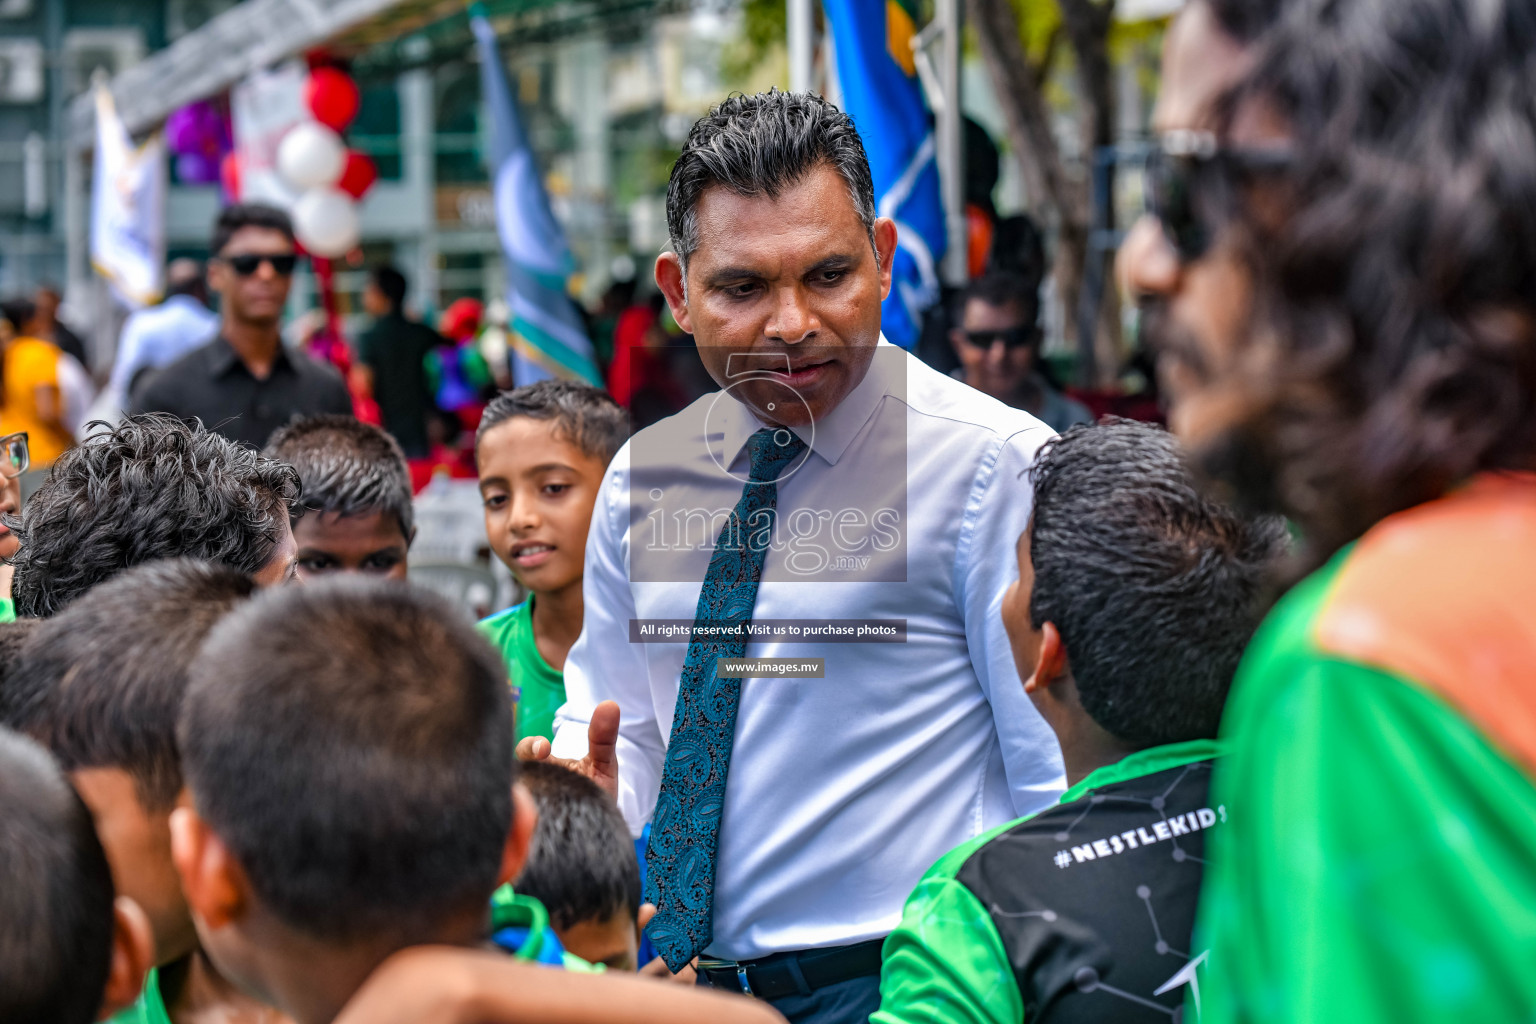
left=553, top=340, right=1065, bottom=960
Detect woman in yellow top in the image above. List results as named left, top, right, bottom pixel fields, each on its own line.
left=0, top=299, right=72, bottom=465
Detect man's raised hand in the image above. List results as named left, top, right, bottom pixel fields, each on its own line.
left=514, top=700, right=621, bottom=799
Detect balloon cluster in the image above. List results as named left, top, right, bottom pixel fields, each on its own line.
left=165, top=100, right=232, bottom=187
left=228, top=65, right=378, bottom=258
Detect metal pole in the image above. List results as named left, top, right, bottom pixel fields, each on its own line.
left=788, top=0, right=815, bottom=94
left=936, top=0, right=966, bottom=285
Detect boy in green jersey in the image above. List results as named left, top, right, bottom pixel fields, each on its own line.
left=264, top=415, right=414, bottom=582
left=1120, top=0, right=1536, bottom=1018
left=0, top=726, right=155, bottom=1024
left=0, top=560, right=278, bottom=1024
left=476, top=381, right=628, bottom=744
left=874, top=421, right=1286, bottom=1024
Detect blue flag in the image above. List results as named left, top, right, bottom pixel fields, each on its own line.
left=824, top=0, right=947, bottom=349
left=471, top=7, right=601, bottom=386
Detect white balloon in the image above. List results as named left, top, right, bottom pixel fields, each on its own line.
left=276, top=122, right=346, bottom=189
left=292, top=187, right=359, bottom=257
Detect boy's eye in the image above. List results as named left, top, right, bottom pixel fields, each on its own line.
left=483, top=493, right=508, bottom=510
left=543, top=483, right=570, bottom=497
left=297, top=555, right=337, bottom=573
left=363, top=553, right=403, bottom=572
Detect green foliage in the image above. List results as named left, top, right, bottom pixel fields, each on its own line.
left=721, top=0, right=788, bottom=85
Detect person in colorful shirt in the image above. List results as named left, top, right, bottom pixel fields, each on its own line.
left=875, top=420, right=1286, bottom=1024
left=476, top=381, right=628, bottom=745
left=1117, top=0, right=1536, bottom=1019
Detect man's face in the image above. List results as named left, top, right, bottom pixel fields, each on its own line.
left=1117, top=1, right=1260, bottom=450
left=951, top=297, right=1038, bottom=400
left=252, top=514, right=299, bottom=586
left=72, top=769, right=196, bottom=966
left=1000, top=524, right=1043, bottom=693
left=655, top=163, right=898, bottom=427
left=209, top=226, right=295, bottom=328
left=478, top=418, right=610, bottom=596
left=362, top=281, right=390, bottom=318
left=292, top=510, right=410, bottom=582
left=33, top=288, right=58, bottom=325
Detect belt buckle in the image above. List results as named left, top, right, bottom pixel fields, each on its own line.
left=697, top=957, right=755, bottom=996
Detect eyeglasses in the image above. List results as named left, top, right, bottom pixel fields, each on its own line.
left=1145, top=129, right=1294, bottom=263
left=0, top=432, right=29, bottom=479
left=220, top=253, right=298, bottom=277
left=961, top=326, right=1040, bottom=350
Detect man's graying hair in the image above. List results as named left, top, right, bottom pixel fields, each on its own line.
left=666, top=90, right=878, bottom=269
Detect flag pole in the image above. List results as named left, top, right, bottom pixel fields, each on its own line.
left=936, top=0, right=966, bottom=286
left=788, top=0, right=816, bottom=93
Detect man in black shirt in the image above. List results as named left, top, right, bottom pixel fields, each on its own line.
left=874, top=420, right=1287, bottom=1024
left=132, top=204, right=352, bottom=449
left=354, top=264, right=442, bottom=458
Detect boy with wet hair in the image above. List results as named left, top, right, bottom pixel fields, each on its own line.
left=875, top=421, right=1287, bottom=1024
left=264, top=414, right=415, bottom=581
left=9, top=413, right=300, bottom=617
left=476, top=380, right=628, bottom=744
left=517, top=761, right=647, bottom=971
left=1, top=559, right=271, bottom=1024
left=0, top=726, right=154, bottom=1024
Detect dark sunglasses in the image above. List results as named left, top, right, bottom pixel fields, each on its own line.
left=221, top=253, right=299, bottom=277
left=961, top=326, right=1040, bottom=350
left=1145, top=130, right=1293, bottom=263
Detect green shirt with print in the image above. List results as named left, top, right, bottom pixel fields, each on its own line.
left=875, top=738, right=1224, bottom=1024
left=479, top=598, right=567, bottom=744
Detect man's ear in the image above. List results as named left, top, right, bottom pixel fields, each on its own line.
left=169, top=806, right=247, bottom=932
left=1022, top=621, right=1070, bottom=695
left=496, top=782, right=540, bottom=887
left=97, top=896, right=154, bottom=1019
left=873, top=217, right=899, bottom=302
left=654, top=253, right=693, bottom=335
left=406, top=525, right=418, bottom=551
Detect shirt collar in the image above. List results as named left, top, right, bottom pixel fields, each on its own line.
left=207, top=335, right=293, bottom=379
left=718, top=336, right=902, bottom=471
left=1059, top=738, right=1226, bottom=804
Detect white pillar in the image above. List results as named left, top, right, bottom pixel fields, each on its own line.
left=788, top=0, right=815, bottom=94
left=936, top=0, right=966, bottom=285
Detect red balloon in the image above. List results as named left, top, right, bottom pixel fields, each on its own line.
left=220, top=152, right=241, bottom=200
left=336, top=150, right=377, bottom=199
left=305, top=67, right=360, bottom=131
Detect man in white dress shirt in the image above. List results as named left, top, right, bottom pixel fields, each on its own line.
left=107, top=259, right=219, bottom=416
left=521, top=91, right=1064, bottom=1023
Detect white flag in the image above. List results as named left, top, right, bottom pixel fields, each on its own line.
left=89, top=86, right=166, bottom=308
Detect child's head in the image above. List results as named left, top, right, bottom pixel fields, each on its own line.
left=1003, top=420, right=1287, bottom=749
left=264, top=415, right=414, bottom=582
left=0, top=726, right=154, bottom=1024
left=0, top=619, right=41, bottom=720
left=11, top=414, right=300, bottom=617
left=476, top=381, right=627, bottom=596
left=4, top=559, right=256, bottom=966
left=516, top=761, right=643, bottom=970
left=172, top=578, right=532, bottom=1024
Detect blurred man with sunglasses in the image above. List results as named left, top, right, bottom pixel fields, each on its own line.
left=949, top=270, right=1092, bottom=433
left=132, top=204, right=351, bottom=449
left=1121, top=0, right=1536, bottom=1021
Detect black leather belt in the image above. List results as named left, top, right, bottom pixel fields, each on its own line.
left=697, top=938, right=885, bottom=1000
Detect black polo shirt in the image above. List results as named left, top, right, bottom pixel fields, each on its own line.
left=131, top=335, right=353, bottom=449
